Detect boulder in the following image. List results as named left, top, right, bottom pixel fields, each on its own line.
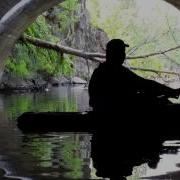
left=0, top=76, right=34, bottom=90
left=49, top=77, right=60, bottom=86
left=71, top=77, right=87, bottom=84
left=59, top=76, right=70, bottom=85
left=0, top=74, right=48, bottom=92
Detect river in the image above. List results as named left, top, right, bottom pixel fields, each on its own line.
left=0, top=85, right=180, bottom=180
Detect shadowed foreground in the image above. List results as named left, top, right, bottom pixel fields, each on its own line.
left=17, top=106, right=180, bottom=180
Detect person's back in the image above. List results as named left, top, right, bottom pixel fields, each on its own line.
left=89, top=63, right=146, bottom=111
left=89, top=39, right=180, bottom=112
left=89, top=39, right=135, bottom=111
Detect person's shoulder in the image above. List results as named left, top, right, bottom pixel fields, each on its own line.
left=122, top=66, right=145, bottom=80
left=122, top=66, right=135, bottom=74
left=120, top=66, right=138, bottom=77
left=98, top=62, right=107, bottom=68
left=94, top=62, right=107, bottom=72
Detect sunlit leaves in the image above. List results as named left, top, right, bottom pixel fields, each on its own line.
left=87, top=0, right=180, bottom=78
left=5, top=0, right=79, bottom=78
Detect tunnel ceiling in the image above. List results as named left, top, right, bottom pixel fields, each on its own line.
left=0, top=0, right=179, bottom=79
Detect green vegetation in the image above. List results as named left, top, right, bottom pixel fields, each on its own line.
left=5, top=0, right=180, bottom=81
left=5, top=0, right=79, bottom=78
left=29, top=137, right=52, bottom=168
left=57, top=0, right=79, bottom=36
left=6, top=93, right=77, bottom=120
left=61, top=135, right=84, bottom=179
left=87, top=0, right=180, bottom=79
left=22, top=134, right=85, bottom=178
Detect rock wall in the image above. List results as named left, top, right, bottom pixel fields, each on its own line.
left=46, top=0, right=108, bottom=80
left=0, top=0, right=108, bottom=90
left=67, top=0, right=108, bottom=79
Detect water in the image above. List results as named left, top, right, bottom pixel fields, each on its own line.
left=0, top=85, right=180, bottom=179
left=126, top=141, right=180, bottom=180
left=0, top=85, right=95, bottom=180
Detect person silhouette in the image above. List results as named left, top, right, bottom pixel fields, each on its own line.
left=88, top=39, right=180, bottom=112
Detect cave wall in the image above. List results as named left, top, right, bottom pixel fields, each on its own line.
left=65, top=0, right=108, bottom=79
left=43, top=0, right=109, bottom=79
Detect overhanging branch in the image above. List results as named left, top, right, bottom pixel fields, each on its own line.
left=20, top=35, right=180, bottom=76
left=127, top=45, right=180, bottom=60
left=20, top=35, right=105, bottom=63
left=127, top=66, right=180, bottom=76
left=20, top=35, right=180, bottom=62
left=19, top=35, right=180, bottom=76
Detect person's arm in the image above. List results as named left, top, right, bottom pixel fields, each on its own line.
left=144, top=79, right=180, bottom=98
left=128, top=70, right=180, bottom=98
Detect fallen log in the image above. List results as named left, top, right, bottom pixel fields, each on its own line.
left=17, top=107, right=180, bottom=139
left=17, top=111, right=95, bottom=133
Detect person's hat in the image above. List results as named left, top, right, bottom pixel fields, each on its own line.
left=106, top=39, right=129, bottom=50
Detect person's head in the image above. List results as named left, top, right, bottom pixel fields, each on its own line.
left=106, top=39, right=129, bottom=65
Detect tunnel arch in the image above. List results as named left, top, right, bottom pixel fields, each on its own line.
left=0, top=0, right=179, bottom=80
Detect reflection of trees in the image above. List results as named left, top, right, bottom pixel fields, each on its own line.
left=28, top=136, right=53, bottom=168
left=61, top=135, right=84, bottom=178
left=4, top=92, right=77, bottom=120
left=22, top=133, right=92, bottom=179
left=60, top=134, right=92, bottom=179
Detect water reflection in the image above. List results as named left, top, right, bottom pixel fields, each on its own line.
left=0, top=86, right=93, bottom=179
left=0, top=132, right=92, bottom=179
left=0, top=86, right=89, bottom=121
left=127, top=140, right=180, bottom=180
left=20, top=133, right=92, bottom=179
left=1, top=86, right=180, bottom=179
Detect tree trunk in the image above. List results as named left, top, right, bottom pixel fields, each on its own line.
left=0, top=0, right=65, bottom=81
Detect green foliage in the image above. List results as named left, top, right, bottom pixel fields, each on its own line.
left=59, top=55, right=75, bottom=76
left=5, top=0, right=79, bottom=78
left=22, top=134, right=84, bottom=178
left=6, top=92, right=77, bottom=120
left=25, top=15, right=58, bottom=42
left=30, top=138, right=52, bottom=168
left=6, top=43, right=30, bottom=77
left=57, top=0, right=79, bottom=34
left=87, top=0, right=180, bottom=79
left=61, top=136, right=84, bottom=179
left=86, top=0, right=100, bottom=27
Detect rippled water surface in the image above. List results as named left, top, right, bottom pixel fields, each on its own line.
left=0, top=85, right=180, bottom=180
left=0, top=86, right=95, bottom=179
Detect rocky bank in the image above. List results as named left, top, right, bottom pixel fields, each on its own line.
left=0, top=0, right=108, bottom=91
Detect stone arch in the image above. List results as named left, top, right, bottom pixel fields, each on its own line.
left=0, top=0, right=179, bottom=80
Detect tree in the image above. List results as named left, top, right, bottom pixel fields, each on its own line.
left=87, top=0, right=180, bottom=81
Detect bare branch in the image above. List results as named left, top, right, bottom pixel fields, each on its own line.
left=127, top=45, right=180, bottom=60
left=20, top=35, right=180, bottom=63
left=165, top=15, right=178, bottom=45
left=18, top=35, right=180, bottom=77
left=20, top=35, right=105, bottom=62
left=126, top=66, right=180, bottom=76
left=162, top=53, right=180, bottom=66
